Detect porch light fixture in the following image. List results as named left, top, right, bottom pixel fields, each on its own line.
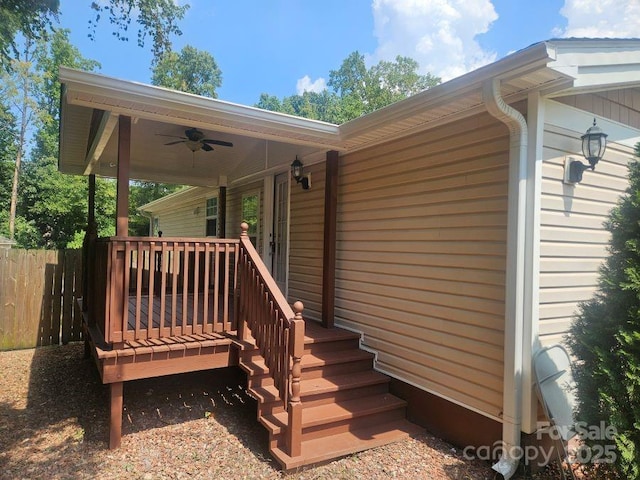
left=564, top=119, right=608, bottom=184
left=291, top=157, right=311, bottom=190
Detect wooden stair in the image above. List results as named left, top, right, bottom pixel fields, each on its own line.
left=237, top=322, right=424, bottom=469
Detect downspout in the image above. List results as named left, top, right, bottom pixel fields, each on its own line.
left=138, top=209, right=154, bottom=236
left=483, top=78, right=528, bottom=480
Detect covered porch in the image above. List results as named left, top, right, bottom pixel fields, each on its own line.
left=59, top=67, right=419, bottom=468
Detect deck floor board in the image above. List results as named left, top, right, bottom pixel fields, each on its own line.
left=125, top=292, right=234, bottom=333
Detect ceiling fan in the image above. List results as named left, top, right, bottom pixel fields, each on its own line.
left=158, top=128, right=233, bottom=152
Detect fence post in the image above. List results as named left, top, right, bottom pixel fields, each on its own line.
left=287, top=301, right=305, bottom=458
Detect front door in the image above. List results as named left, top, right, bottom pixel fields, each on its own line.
left=272, top=172, right=289, bottom=294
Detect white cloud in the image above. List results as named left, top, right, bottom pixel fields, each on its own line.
left=370, top=0, right=499, bottom=81
left=558, top=0, right=640, bottom=38
left=296, top=75, right=327, bottom=94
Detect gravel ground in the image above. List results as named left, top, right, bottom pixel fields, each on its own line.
left=0, top=344, right=566, bottom=479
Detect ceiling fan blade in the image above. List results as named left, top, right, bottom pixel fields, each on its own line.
left=157, top=134, right=187, bottom=139
left=202, top=139, right=233, bottom=147
left=201, top=143, right=214, bottom=152
left=164, top=140, right=186, bottom=146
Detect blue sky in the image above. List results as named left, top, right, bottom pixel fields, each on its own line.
left=58, top=0, right=639, bottom=106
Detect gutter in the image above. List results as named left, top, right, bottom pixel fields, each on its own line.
left=482, top=78, right=528, bottom=480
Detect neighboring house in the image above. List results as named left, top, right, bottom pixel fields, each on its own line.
left=58, top=38, right=640, bottom=472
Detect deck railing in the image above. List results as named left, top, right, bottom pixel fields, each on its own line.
left=89, top=236, right=239, bottom=345
left=236, top=223, right=305, bottom=458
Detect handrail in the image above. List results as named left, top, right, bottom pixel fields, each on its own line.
left=93, top=236, right=239, bottom=344
left=236, top=222, right=305, bottom=458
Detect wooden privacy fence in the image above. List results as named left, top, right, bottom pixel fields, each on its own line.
left=0, top=249, right=83, bottom=350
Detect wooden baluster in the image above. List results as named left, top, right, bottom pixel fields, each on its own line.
left=135, top=242, right=143, bottom=339
left=287, top=301, right=305, bottom=458
left=148, top=242, right=156, bottom=337
left=203, top=243, right=211, bottom=333
left=193, top=242, right=201, bottom=333
left=171, top=242, right=179, bottom=336
left=213, top=243, right=220, bottom=332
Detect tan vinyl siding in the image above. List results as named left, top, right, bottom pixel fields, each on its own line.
left=335, top=112, right=509, bottom=418
left=288, top=161, right=326, bottom=322
left=155, top=197, right=207, bottom=237
left=227, top=181, right=264, bottom=254
left=539, top=121, right=633, bottom=345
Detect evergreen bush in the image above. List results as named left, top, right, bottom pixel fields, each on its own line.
left=567, top=145, right=640, bottom=479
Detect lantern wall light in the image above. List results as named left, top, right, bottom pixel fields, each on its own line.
left=291, top=157, right=311, bottom=190
left=564, top=119, right=608, bottom=184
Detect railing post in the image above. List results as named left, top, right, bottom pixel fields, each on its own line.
left=287, top=301, right=305, bottom=458
left=237, top=222, right=250, bottom=342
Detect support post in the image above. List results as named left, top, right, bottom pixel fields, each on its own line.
left=237, top=222, right=250, bottom=342
left=109, top=381, right=123, bottom=449
left=322, top=151, right=339, bottom=328
left=116, top=116, right=131, bottom=237
left=83, top=174, right=97, bottom=316
left=287, top=301, right=305, bottom=458
left=219, top=186, right=227, bottom=238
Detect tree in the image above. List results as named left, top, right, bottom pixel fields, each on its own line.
left=0, top=0, right=188, bottom=70
left=256, top=90, right=342, bottom=124
left=15, top=29, right=115, bottom=249
left=566, top=145, right=640, bottom=479
left=256, top=51, right=440, bottom=124
left=1, top=38, right=41, bottom=240
left=0, top=0, right=58, bottom=69
left=151, top=45, right=222, bottom=98
left=328, top=51, right=440, bottom=119
left=0, top=102, right=18, bottom=220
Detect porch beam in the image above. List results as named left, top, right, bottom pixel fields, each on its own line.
left=116, top=116, right=131, bottom=236
left=83, top=110, right=119, bottom=175
left=321, top=150, right=339, bottom=328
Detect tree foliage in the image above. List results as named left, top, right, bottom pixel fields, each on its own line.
left=89, top=0, right=188, bottom=63
left=0, top=0, right=58, bottom=69
left=567, top=146, right=640, bottom=479
left=0, top=102, right=18, bottom=220
left=151, top=44, right=221, bottom=98
left=8, top=29, right=116, bottom=249
left=0, top=0, right=187, bottom=70
left=256, top=51, right=440, bottom=123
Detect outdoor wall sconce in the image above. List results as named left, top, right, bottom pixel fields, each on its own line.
left=291, top=157, right=311, bottom=190
left=564, top=119, right=608, bottom=184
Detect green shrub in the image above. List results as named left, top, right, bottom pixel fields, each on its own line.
left=567, top=148, right=640, bottom=479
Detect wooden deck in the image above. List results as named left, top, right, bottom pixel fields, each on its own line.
left=124, top=292, right=234, bottom=332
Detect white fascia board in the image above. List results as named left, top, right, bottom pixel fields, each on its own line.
left=59, top=67, right=342, bottom=146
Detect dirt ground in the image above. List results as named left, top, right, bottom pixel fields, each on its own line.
left=0, top=343, right=569, bottom=479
